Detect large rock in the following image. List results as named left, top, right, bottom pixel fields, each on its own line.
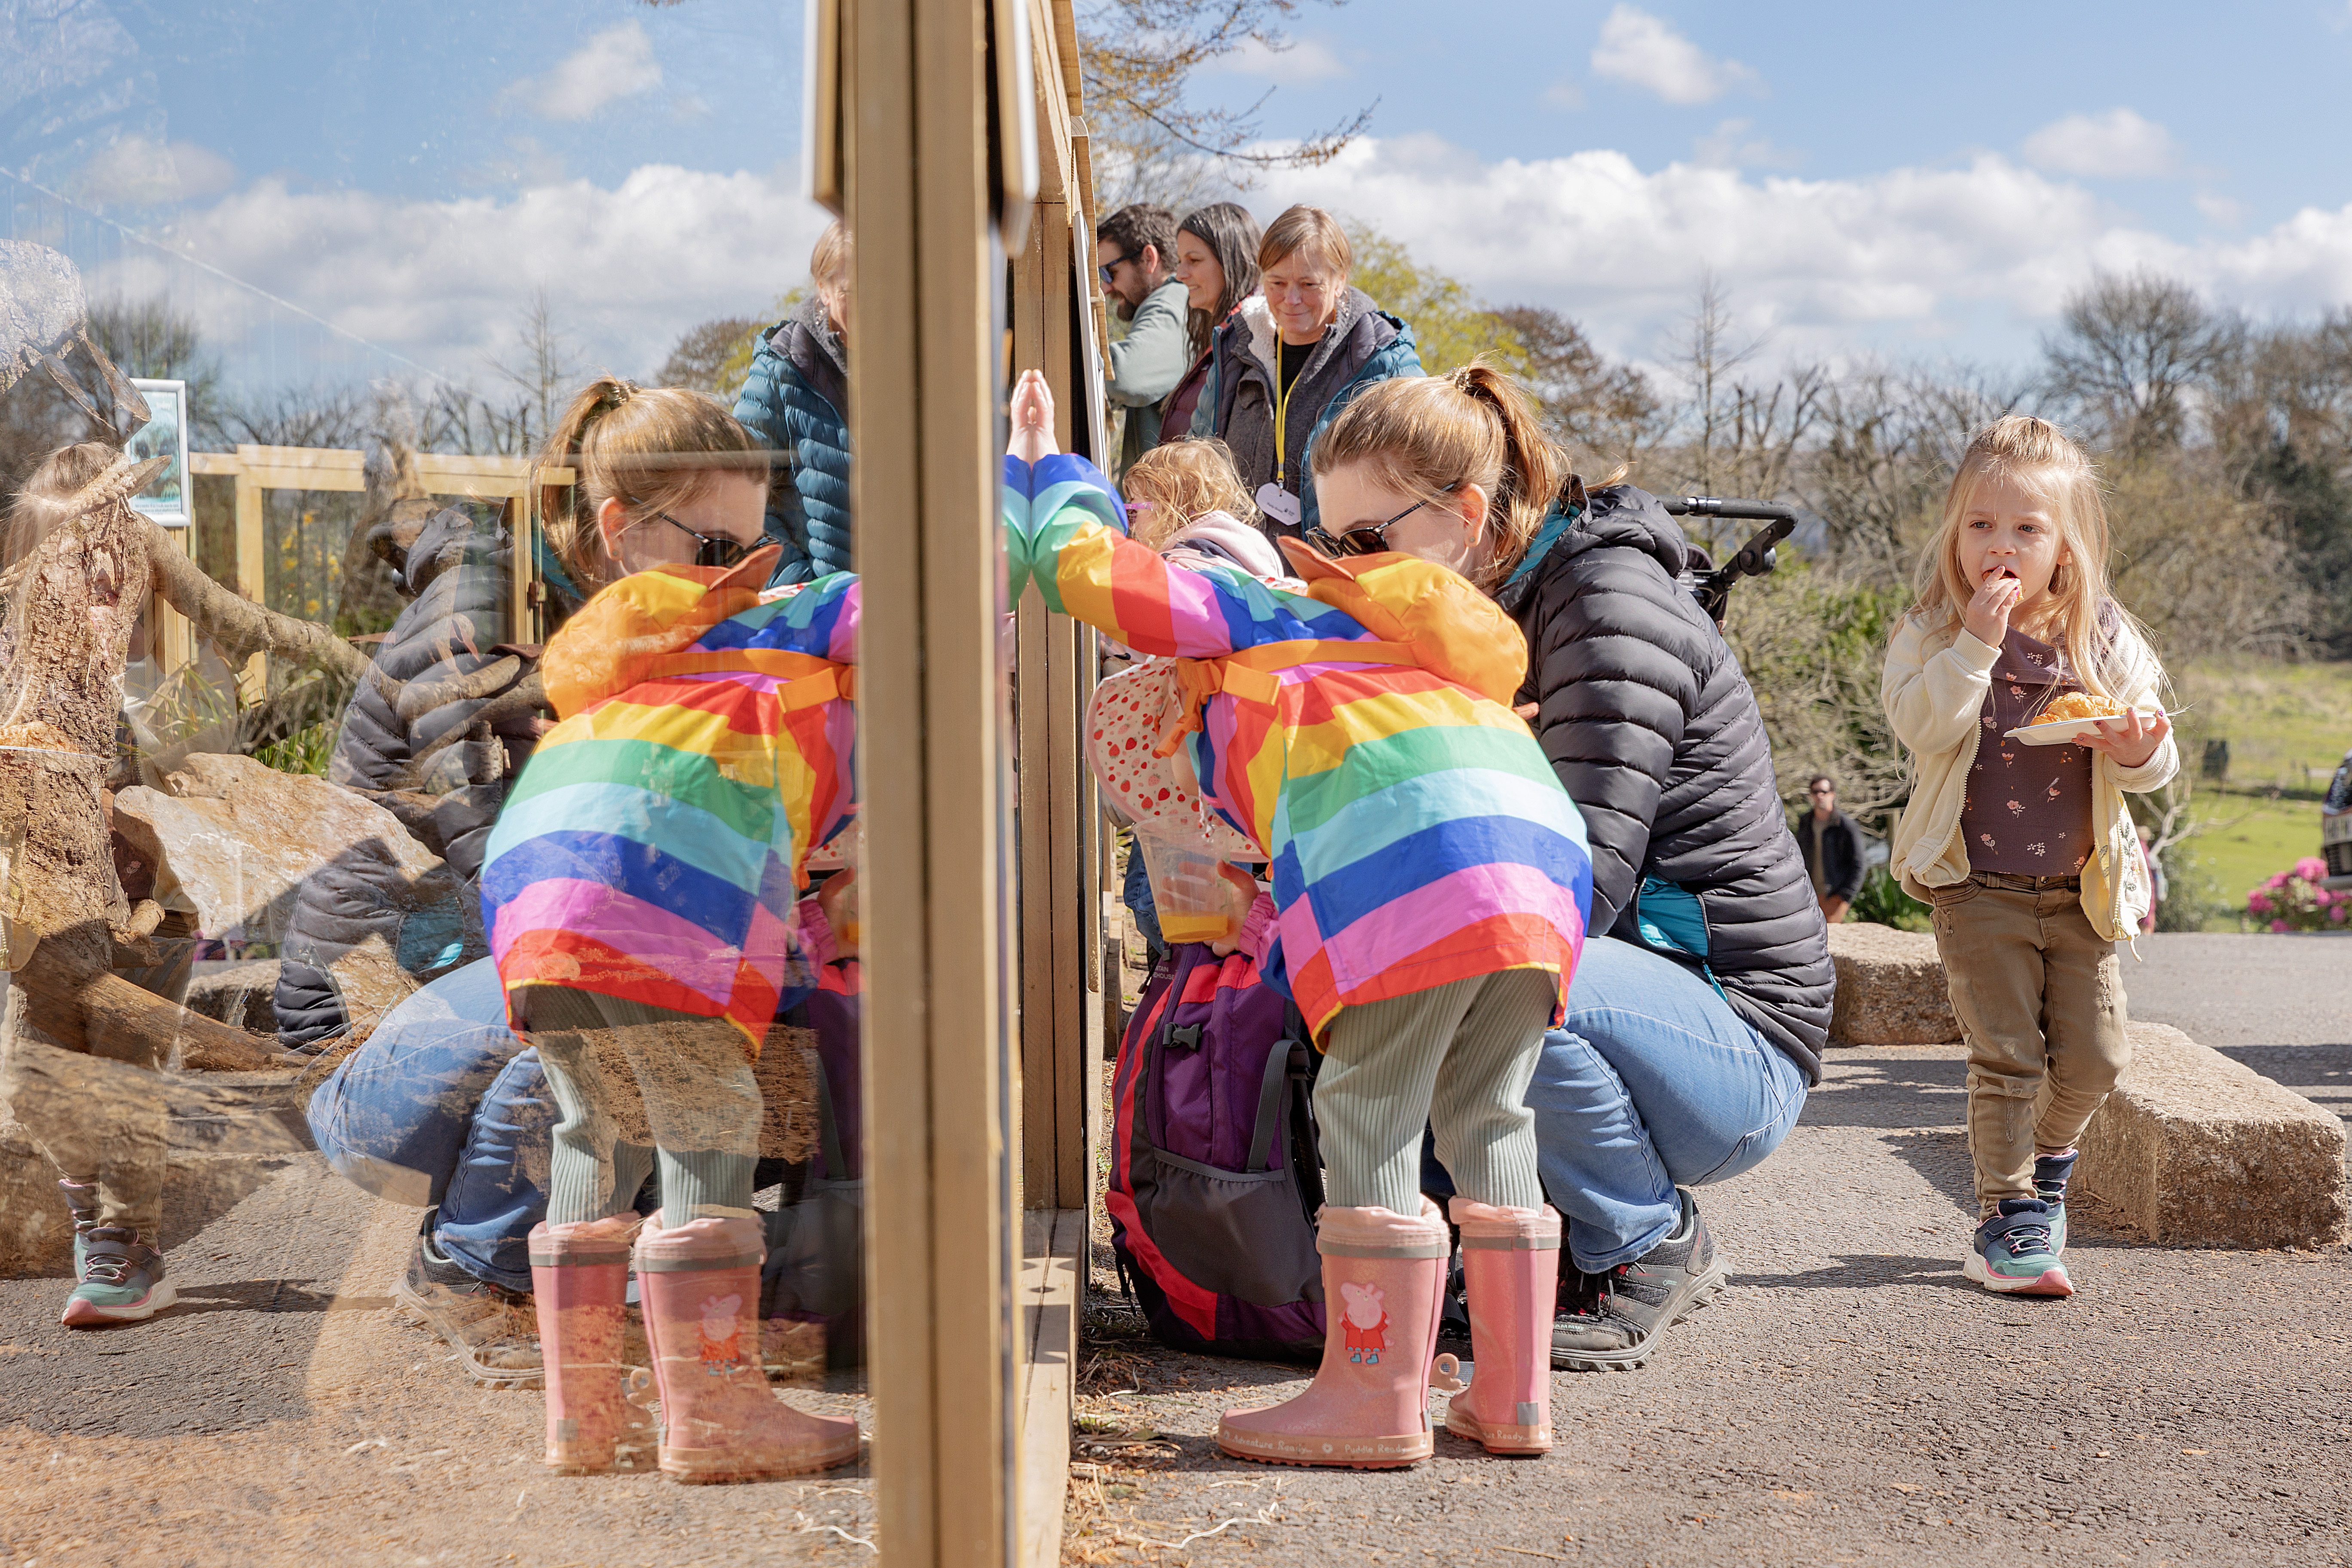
left=112, top=753, right=481, bottom=1036
left=1826, top=922, right=1960, bottom=1046
left=184, top=959, right=282, bottom=1033
left=2079, top=1022, right=2350, bottom=1250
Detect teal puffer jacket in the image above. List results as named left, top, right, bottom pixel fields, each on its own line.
left=732, top=298, right=853, bottom=583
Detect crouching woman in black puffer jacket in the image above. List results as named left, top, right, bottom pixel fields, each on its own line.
left=1308, top=367, right=1832, bottom=1373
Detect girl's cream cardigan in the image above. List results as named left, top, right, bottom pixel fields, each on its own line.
left=1882, top=611, right=2177, bottom=942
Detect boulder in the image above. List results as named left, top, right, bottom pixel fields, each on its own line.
left=2077, top=1022, right=2349, bottom=1250
left=1826, top=922, right=1960, bottom=1046
left=184, top=959, right=282, bottom=1034
left=111, top=753, right=447, bottom=946
left=112, top=753, right=483, bottom=1035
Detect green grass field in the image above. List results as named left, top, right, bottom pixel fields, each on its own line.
left=2165, top=659, right=2351, bottom=927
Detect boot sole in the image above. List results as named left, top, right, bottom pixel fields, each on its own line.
left=1963, top=1252, right=2073, bottom=1296
left=659, top=1433, right=863, bottom=1483
left=1550, top=1265, right=1726, bottom=1372
left=1442, top=1408, right=1552, bottom=1456
left=1214, top=1423, right=1432, bottom=1469
left=61, top=1279, right=177, bottom=1326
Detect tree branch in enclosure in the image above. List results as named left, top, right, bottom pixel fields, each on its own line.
left=139, top=518, right=371, bottom=685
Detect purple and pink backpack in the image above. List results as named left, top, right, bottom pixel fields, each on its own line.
left=1106, top=942, right=1328, bottom=1363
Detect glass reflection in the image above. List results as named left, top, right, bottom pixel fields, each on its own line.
left=2, top=3, right=872, bottom=1550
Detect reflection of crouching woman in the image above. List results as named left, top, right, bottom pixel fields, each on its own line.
left=481, top=379, right=860, bottom=1482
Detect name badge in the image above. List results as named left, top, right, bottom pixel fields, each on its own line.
left=1256, top=483, right=1302, bottom=529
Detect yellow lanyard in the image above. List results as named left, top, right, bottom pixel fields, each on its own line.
left=1273, top=356, right=1295, bottom=486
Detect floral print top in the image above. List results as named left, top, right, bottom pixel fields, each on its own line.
left=1958, top=626, right=2095, bottom=877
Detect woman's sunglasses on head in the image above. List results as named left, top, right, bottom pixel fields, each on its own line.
left=1306, top=483, right=1460, bottom=557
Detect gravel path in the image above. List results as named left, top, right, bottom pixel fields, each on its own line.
left=1062, top=934, right=2352, bottom=1566
left=1, top=934, right=2344, bottom=1565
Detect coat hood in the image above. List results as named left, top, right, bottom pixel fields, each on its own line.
left=539, top=545, right=787, bottom=718
left=1161, top=509, right=1288, bottom=577
left=1275, top=536, right=1528, bottom=707
left=1496, top=484, right=1693, bottom=621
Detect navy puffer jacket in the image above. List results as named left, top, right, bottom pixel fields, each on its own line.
left=273, top=510, right=536, bottom=1049
left=733, top=295, right=852, bottom=584
left=1497, top=484, right=1833, bottom=1081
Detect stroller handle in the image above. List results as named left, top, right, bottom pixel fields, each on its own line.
left=1665, top=497, right=1800, bottom=624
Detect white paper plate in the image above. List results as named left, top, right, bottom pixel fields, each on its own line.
left=2004, top=710, right=2153, bottom=746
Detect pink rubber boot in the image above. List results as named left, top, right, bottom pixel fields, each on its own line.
left=529, top=1213, right=641, bottom=1474
left=1216, top=1200, right=1449, bottom=1469
left=634, top=1214, right=861, bottom=1483
left=1439, top=1198, right=1560, bottom=1456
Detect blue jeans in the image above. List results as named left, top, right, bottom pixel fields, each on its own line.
left=307, top=959, right=564, bottom=1292
left=1526, top=937, right=1808, bottom=1273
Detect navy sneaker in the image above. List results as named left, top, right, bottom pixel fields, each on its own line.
left=2033, top=1151, right=2078, bottom=1253
left=1964, top=1198, right=2072, bottom=1296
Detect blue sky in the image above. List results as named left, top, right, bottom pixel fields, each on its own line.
left=9, top=0, right=2352, bottom=392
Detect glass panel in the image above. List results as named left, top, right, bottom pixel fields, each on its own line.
left=1, top=3, right=881, bottom=1552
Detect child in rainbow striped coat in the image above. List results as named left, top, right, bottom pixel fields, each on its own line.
left=1005, top=370, right=1594, bottom=1468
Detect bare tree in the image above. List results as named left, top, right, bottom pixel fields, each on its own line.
left=1487, top=304, right=1663, bottom=475
left=658, top=315, right=766, bottom=397
left=1077, top=0, right=1375, bottom=204
left=487, top=288, right=581, bottom=449
left=2043, top=269, right=2236, bottom=454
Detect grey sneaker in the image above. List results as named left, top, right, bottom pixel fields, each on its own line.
left=1551, top=1191, right=1726, bottom=1372
left=394, top=1227, right=543, bottom=1387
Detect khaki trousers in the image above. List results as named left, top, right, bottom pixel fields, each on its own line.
left=1928, top=873, right=2130, bottom=1216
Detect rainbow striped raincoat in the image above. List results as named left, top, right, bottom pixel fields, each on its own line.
left=1007, top=453, right=1592, bottom=1042
left=480, top=548, right=857, bottom=1047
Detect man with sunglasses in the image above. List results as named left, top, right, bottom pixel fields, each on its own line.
left=1095, top=202, right=1192, bottom=476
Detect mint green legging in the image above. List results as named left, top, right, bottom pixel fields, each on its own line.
left=516, top=986, right=762, bottom=1226
left=1313, top=968, right=1557, bottom=1216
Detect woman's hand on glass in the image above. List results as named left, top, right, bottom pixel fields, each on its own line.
left=1008, top=369, right=1058, bottom=462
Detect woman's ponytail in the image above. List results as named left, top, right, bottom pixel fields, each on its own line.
left=531, top=374, right=767, bottom=590
left=1314, top=358, right=1566, bottom=591
left=1444, top=363, right=1561, bottom=584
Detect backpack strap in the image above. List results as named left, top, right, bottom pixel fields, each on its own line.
left=1244, top=1016, right=1301, bottom=1173
left=1153, top=640, right=1421, bottom=758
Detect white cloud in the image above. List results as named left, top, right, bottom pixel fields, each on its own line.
left=1589, top=6, right=1755, bottom=106
left=1251, top=133, right=2352, bottom=367
left=1215, top=34, right=1349, bottom=83
left=506, top=22, right=664, bottom=122
left=104, top=165, right=827, bottom=383
left=73, top=136, right=237, bottom=205
left=2021, top=109, right=2180, bottom=179
left=1544, top=79, right=1586, bottom=111
left=1693, top=118, right=1799, bottom=171
left=2196, top=190, right=2247, bottom=228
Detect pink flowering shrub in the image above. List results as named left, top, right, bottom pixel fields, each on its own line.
left=2245, top=861, right=2346, bottom=932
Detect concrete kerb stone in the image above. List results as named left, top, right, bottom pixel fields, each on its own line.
left=1825, top=922, right=1959, bottom=1046
left=2078, top=1022, right=2351, bottom=1250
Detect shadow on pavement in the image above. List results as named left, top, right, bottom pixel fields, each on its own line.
left=1727, top=1253, right=1981, bottom=1295
left=1800, top=1052, right=1969, bottom=1130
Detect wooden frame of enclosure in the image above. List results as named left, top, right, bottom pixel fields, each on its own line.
left=841, top=0, right=1107, bottom=1562
left=176, top=446, right=562, bottom=696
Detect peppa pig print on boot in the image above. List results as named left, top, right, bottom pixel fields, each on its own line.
left=1340, top=1281, right=1389, bottom=1365
left=698, top=1293, right=749, bottom=1377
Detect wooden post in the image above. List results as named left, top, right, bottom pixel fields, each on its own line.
left=230, top=462, right=265, bottom=700
left=851, top=0, right=1016, bottom=1562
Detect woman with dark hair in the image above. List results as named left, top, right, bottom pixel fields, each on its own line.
left=1159, top=202, right=1260, bottom=444
left=1194, top=204, right=1423, bottom=542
